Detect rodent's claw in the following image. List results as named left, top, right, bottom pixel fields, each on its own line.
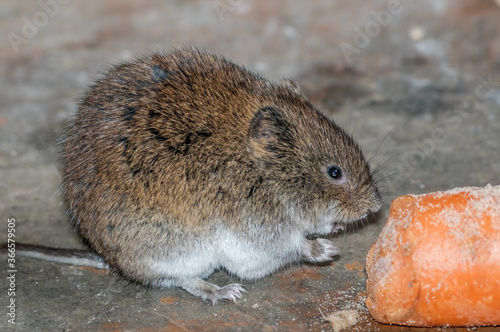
left=208, top=284, right=245, bottom=305
left=181, top=278, right=245, bottom=305
left=303, top=238, right=340, bottom=263
left=332, top=222, right=345, bottom=233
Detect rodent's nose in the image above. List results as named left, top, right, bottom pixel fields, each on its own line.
left=342, top=186, right=382, bottom=221
left=371, top=191, right=383, bottom=213
left=371, top=197, right=382, bottom=214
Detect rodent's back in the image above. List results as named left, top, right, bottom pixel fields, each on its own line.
left=64, top=50, right=279, bottom=238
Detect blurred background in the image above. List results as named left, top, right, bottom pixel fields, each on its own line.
left=1, top=1, right=499, bottom=331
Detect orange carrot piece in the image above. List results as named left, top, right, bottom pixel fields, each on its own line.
left=365, top=184, right=500, bottom=327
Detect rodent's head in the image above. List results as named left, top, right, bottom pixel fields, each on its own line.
left=247, top=80, right=381, bottom=235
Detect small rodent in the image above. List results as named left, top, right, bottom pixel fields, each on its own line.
left=31, top=49, right=383, bottom=303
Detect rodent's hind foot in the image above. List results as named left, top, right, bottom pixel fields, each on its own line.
left=180, top=277, right=246, bottom=305
left=211, top=283, right=246, bottom=305
left=302, top=238, right=340, bottom=263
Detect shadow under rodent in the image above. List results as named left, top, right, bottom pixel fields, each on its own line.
left=4, top=48, right=382, bottom=304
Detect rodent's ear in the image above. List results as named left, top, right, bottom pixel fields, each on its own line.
left=247, top=106, right=287, bottom=160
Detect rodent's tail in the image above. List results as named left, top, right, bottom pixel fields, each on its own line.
left=1, top=242, right=109, bottom=270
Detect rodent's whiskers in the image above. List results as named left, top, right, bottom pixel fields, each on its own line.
left=367, top=117, right=407, bottom=169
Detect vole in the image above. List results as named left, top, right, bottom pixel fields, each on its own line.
left=11, top=49, right=382, bottom=303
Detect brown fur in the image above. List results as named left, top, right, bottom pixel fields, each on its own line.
left=62, top=48, right=381, bottom=302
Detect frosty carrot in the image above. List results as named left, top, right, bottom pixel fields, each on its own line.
left=365, top=184, right=500, bottom=327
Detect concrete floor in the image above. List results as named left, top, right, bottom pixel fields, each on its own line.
left=1, top=0, right=499, bottom=331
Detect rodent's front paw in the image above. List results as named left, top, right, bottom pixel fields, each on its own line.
left=302, top=238, right=340, bottom=263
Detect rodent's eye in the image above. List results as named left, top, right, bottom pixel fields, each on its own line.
left=327, top=166, right=342, bottom=180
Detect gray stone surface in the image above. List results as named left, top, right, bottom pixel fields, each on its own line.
left=1, top=0, right=499, bottom=331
